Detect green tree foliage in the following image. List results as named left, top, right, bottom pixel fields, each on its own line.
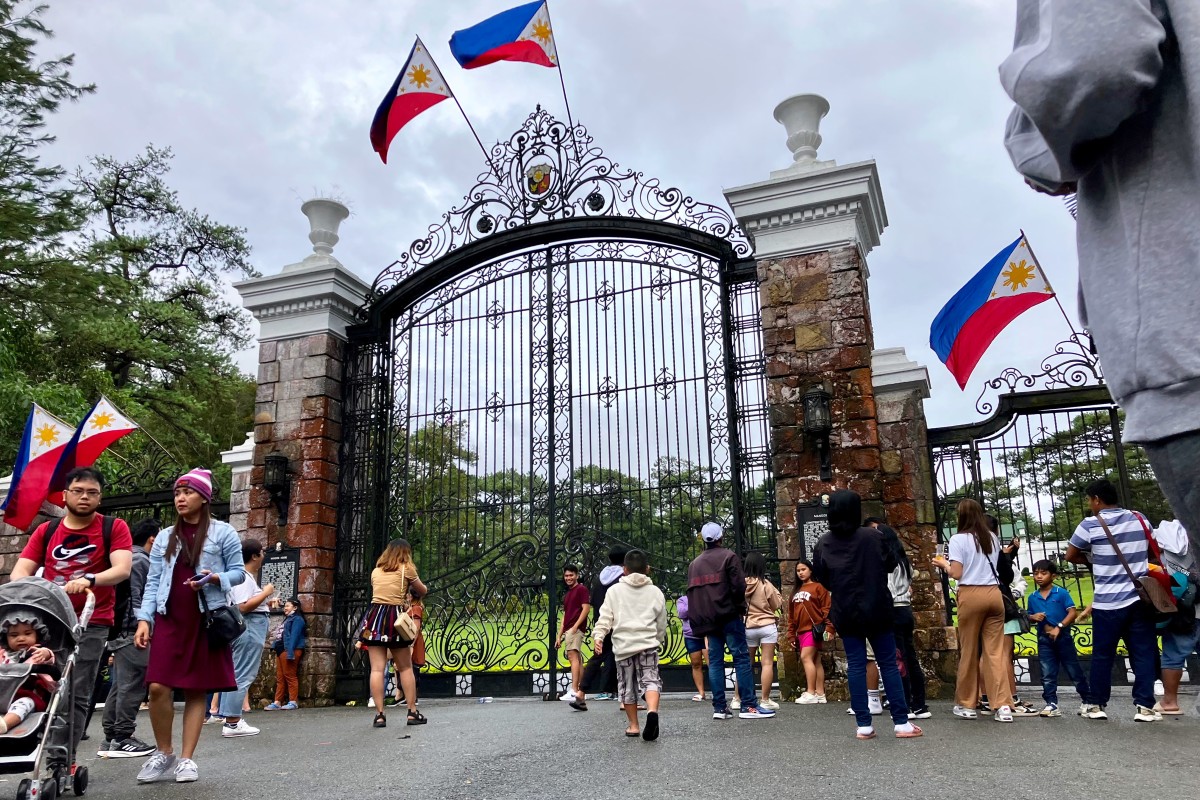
left=0, top=4, right=256, bottom=480
left=944, top=409, right=1172, bottom=541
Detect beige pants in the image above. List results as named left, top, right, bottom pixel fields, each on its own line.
left=954, top=586, right=1014, bottom=710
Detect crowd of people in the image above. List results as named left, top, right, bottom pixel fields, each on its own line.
left=555, top=482, right=1197, bottom=743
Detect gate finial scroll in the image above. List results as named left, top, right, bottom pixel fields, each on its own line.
left=364, top=108, right=751, bottom=309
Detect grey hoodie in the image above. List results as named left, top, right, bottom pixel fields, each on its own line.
left=1000, top=0, right=1200, bottom=443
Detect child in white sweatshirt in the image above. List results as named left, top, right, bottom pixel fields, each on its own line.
left=592, top=549, right=667, bottom=741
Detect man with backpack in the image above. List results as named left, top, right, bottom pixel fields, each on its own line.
left=98, top=519, right=158, bottom=757
left=686, top=522, right=775, bottom=720
left=10, top=467, right=133, bottom=752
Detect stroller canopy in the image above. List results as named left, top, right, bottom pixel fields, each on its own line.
left=0, top=578, right=80, bottom=656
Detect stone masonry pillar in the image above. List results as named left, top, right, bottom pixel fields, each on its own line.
left=725, top=94, right=947, bottom=700
left=234, top=199, right=369, bottom=705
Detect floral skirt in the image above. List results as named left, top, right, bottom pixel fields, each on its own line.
left=357, top=603, right=411, bottom=649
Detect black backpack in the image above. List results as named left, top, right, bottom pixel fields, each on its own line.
left=42, top=515, right=129, bottom=640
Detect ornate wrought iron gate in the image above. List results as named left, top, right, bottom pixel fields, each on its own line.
left=334, top=111, right=774, bottom=699
left=928, top=335, right=1171, bottom=664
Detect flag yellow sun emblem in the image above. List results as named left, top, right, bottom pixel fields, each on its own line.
left=532, top=19, right=552, bottom=43
left=35, top=424, right=60, bottom=447
left=1002, top=259, right=1037, bottom=291
left=91, top=412, right=114, bottom=430
left=408, top=64, right=432, bottom=88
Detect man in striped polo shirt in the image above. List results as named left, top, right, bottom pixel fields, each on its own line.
left=1065, top=479, right=1160, bottom=722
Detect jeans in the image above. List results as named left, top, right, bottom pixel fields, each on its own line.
left=581, top=633, right=618, bottom=694
left=706, top=618, right=757, bottom=712
left=102, top=639, right=149, bottom=741
left=892, top=605, right=926, bottom=710
left=844, top=631, right=909, bottom=728
left=71, top=626, right=108, bottom=751
left=1037, top=628, right=1090, bottom=706
left=219, top=614, right=270, bottom=718
left=1090, top=602, right=1157, bottom=708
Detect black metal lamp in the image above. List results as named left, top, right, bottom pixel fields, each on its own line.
left=263, top=451, right=291, bottom=527
left=802, top=386, right=833, bottom=481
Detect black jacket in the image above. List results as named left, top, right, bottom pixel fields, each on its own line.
left=811, top=491, right=897, bottom=638
left=685, top=545, right=747, bottom=637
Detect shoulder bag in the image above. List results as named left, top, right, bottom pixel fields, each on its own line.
left=392, top=568, right=419, bottom=646
left=985, top=552, right=1030, bottom=632
left=1096, top=515, right=1177, bottom=615
left=198, top=587, right=247, bottom=649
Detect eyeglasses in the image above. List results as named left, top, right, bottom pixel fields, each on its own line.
left=65, top=489, right=101, bottom=499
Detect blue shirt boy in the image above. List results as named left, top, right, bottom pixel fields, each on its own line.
left=1027, top=584, right=1077, bottom=634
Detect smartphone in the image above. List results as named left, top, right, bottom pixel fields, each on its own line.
left=189, top=573, right=213, bottom=585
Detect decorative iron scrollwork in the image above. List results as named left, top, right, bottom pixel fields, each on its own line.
left=363, top=107, right=752, bottom=311
left=975, top=331, right=1104, bottom=415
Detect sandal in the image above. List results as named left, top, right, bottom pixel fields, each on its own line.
left=406, top=709, right=427, bottom=726
left=691, top=694, right=704, bottom=702
left=373, top=712, right=386, bottom=728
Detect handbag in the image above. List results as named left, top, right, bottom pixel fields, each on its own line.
left=1096, top=515, right=1177, bottom=615
left=197, top=588, right=246, bottom=649
left=985, top=555, right=1028, bottom=628
left=391, top=568, right=419, bottom=646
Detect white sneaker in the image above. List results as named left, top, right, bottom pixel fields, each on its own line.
left=796, top=692, right=819, bottom=705
left=174, top=757, right=198, bottom=782
left=760, top=699, right=780, bottom=710
left=952, top=705, right=978, bottom=719
left=1081, top=704, right=1108, bottom=720
left=867, top=696, right=883, bottom=715
left=995, top=705, right=1014, bottom=723
left=136, top=751, right=177, bottom=783
left=730, top=698, right=741, bottom=710
left=814, top=694, right=827, bottom=704
left=221, top=719, right=260, bottom=737
left=1134, top=705, right=1162, bottom=722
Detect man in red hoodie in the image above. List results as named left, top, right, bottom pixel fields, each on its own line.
left=685, top=522, right=775, bottom=721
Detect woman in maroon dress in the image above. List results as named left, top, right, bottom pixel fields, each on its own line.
left=133, top=468, right=245, bottom=784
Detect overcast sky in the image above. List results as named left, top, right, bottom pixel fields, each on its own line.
left=41, top=0, right=1083, bottom=431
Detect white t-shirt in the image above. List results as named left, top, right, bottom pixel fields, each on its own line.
left=948, top=532, right=1001, bottom=586
left=230, top=570, right=270, bottom=614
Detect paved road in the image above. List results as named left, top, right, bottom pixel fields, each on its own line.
left=50, top=692, right=1199, bottom=800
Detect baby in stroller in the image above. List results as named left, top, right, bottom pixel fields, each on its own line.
left=0, top=612, right=58, bottom=735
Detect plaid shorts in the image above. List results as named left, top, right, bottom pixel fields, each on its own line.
left=615, top=647, right=662, bottom=705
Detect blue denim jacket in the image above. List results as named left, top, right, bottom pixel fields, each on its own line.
left=136, top=519, right=245, bottom=624
left=282, top=612, right=307, bottom=660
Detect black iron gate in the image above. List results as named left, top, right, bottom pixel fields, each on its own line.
left=334, top=110, right=774, bottom=699
left=928, top=334, right=1171, bottom=666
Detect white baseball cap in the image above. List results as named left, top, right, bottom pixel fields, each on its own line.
left=700, top=522, right=724, bottom=542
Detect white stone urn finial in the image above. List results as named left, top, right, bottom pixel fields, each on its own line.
left=773, top=94, right=831, bottom=167
left=300, top=198, right=349, bottom=257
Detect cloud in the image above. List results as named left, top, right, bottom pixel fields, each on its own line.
left=42, top=0, right=1080, bottom=431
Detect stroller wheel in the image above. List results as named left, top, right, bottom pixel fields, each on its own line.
left=71, top=766, right=88, bottom=796
left=15, top=779, right=29, bottom=800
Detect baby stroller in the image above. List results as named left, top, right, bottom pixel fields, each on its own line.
left=0, top=578, right=95, bottom=798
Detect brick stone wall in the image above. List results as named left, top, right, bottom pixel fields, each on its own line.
left=759, top=245, right=953, bottom=699
left=247, top=332, right=344, bottom=705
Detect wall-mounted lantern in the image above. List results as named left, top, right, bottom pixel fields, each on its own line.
left=802, top=386, right=833, bottom=482
left=263, top=451, right=291, bottom=527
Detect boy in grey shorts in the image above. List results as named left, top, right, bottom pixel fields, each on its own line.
left=592, top=550, right=667, bottom=741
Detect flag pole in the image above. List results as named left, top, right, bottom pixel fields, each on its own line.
left=1019, top=228, right=1080, bottom=337
left=415, top=36, right=501, bottom=182
left=542, top=1, right=581, bottom=160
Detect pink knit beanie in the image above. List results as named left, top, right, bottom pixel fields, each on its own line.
left=175, top=468, right=214, bottom=502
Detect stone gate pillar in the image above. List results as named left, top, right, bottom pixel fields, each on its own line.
left=234, top=199, right=369, bottom=705
left=724, top=95, right=952, bottom=700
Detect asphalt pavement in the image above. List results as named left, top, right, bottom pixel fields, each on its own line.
left=44, top=691, right=1200, bottom=800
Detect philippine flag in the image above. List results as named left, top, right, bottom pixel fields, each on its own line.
left=47, top=395, right=139, bottom=499
left=929, top=235, right=1056, bottom=389
left=449, top=1, right=558, bottom=70
left=1, top=405, right=76, bottom=532
left=370, top=38, right=453, bottom=165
